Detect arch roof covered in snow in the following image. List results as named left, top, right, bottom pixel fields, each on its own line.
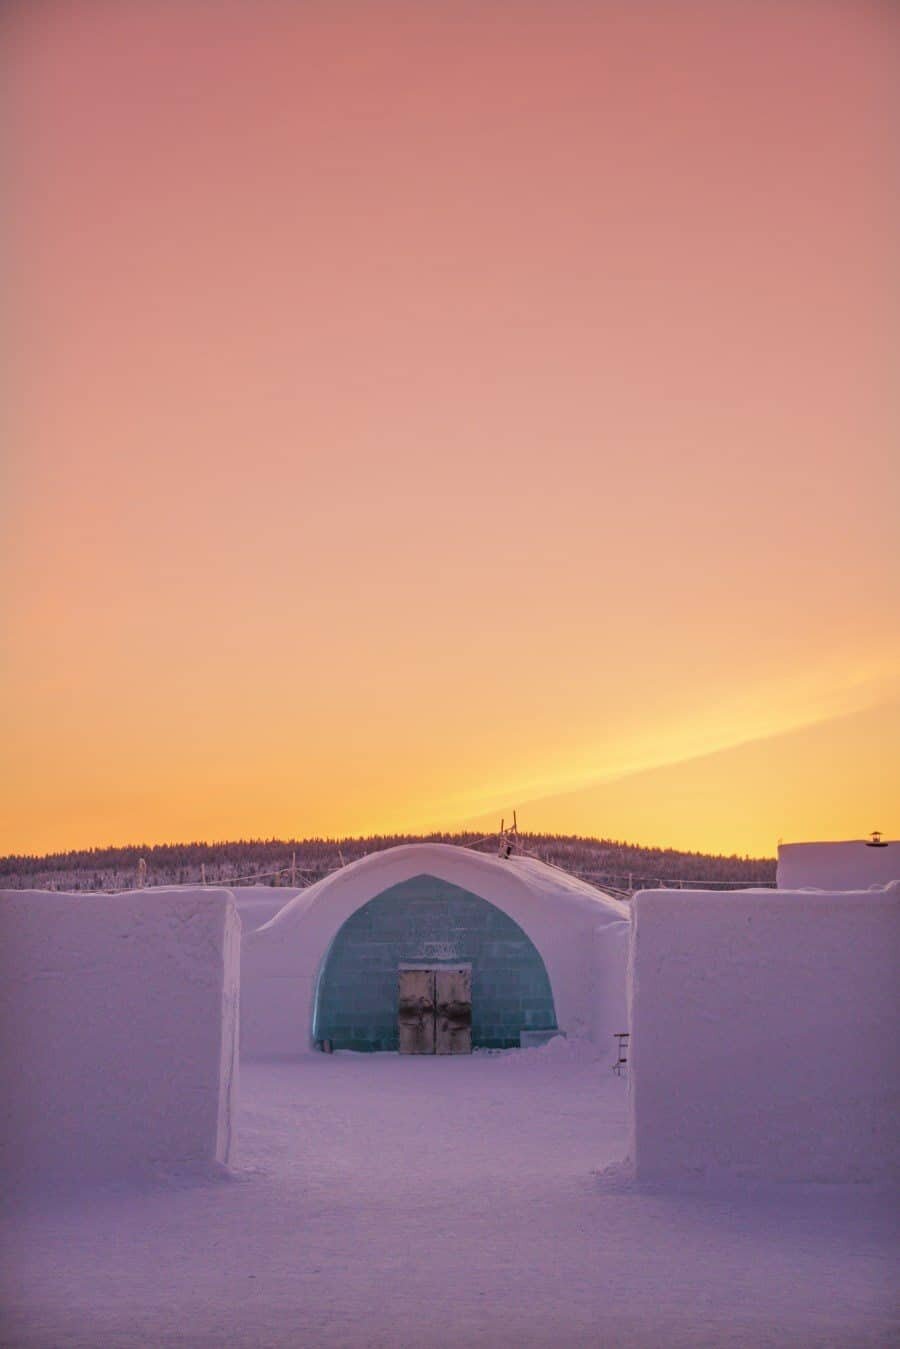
left=241, top=844, right=629, bottom=1054
left=251, top=842, right=627, bottom=940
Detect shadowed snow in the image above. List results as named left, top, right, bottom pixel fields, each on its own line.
left=2, top=1049, right=897, bottom=1348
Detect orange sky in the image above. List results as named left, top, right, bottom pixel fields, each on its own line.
left=4, top=1, right=898, bottom=858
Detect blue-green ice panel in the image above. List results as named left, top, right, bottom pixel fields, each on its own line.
left=314, top=874, right=557, bottom=1051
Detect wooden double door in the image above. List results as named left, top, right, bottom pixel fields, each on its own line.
left=398, top=965, right=472, bottom=1055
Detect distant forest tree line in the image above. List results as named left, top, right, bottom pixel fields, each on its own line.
left=0, top=832, right=775, bottom=895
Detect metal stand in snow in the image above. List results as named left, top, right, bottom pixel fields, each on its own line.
left=612, top=1032, right=629, bottom=1076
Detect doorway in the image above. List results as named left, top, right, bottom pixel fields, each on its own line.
left=398, top=965, right=472, bottom=1055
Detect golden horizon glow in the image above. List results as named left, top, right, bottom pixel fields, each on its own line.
left=4, top=2, right=898, bottom=859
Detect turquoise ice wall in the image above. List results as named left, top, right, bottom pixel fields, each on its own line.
left=314, top=874, right=557, bottom=1051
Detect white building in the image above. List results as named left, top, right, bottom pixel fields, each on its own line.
left=777, top=838, right=898, bottom=890
left=241, top=843, right=629, bottom=1058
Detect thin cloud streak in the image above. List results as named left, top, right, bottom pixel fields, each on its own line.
left=449, top=662, right=900, bottom=825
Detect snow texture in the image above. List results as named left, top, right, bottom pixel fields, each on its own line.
left=232, top=885, right=302, bottom=934
left=241, top=843, right=629, bottom=1056
left=778, top=839, right=899, bottom=890
left=0, top=887, right=240, bottom=1182
left=2, top=1054, right=896, bottom=1348
left=629, top=885, right=900, bottom=1186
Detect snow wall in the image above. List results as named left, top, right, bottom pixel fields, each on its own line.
left=777, top=840, right=899, bottom=890
left=233, top=884, right=303, bottom=934
left=0, top=887, right=240, bottom=1182
left=629, top=885, right=900, bottom=1186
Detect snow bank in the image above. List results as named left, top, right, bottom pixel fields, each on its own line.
left=484, top=1033, right=607, bottom=1068
left=777, top=839, right=899, bottom=890
left=0, top=887, right=240, bottom=1183
left=629, top=885, right=900, bottom=1186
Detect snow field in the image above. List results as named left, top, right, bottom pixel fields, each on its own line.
left=2, top=1052, right=897, bottom=1349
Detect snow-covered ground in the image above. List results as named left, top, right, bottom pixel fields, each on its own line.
left=2, top=1045, right=897, bottom=1348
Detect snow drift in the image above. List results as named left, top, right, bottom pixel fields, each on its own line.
left=0, top=887, right=240, bottom=1183
left=629, top=884, right=900, bottom=1186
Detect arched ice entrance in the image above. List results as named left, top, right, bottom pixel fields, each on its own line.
left=313, top=873, right=558, bottom=1051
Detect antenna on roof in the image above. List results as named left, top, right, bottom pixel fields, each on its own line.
left=498, top=811, right=518, bottom=859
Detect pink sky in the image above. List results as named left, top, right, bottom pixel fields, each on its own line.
left=4, top=1, right=898, bottom=855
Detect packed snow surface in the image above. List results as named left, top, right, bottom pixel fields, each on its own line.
left=232, top=885, right=303, bottom=934
left=3, top=1047, right=896, bottom=1348
left=0, top=888, right=240, bottom=1180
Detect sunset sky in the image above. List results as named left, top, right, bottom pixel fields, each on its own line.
left=4, top=1, right=898, bottom=858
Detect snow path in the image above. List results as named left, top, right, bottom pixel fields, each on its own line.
left=2, top=1051, right=897, bottom=1348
